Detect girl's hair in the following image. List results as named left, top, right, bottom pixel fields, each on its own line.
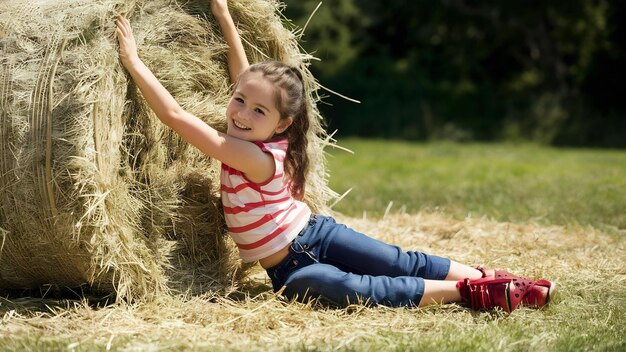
left=242, top=61, right=310, bottom=199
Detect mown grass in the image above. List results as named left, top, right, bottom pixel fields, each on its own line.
left=327, top=139, right=626, bottom=231
left=1, top=140, right=625, bottom=351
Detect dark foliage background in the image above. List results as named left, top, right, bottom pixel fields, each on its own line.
left=282, top=0, right=626, bottom=147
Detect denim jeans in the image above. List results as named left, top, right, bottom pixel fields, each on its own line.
left=266, top=214, right=451, bottom=307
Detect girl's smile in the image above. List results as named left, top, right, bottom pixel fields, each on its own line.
left=232, top=120, right=251, bottom=130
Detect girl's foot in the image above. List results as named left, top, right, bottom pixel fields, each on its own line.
left=457, top=277, right=556, bottom=313
left=512, top=278, right=557, bottom=309
left=474, top=266, right=557, bottom=309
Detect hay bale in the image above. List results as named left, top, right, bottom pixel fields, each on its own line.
left=0, top=0, right=334, bottom=301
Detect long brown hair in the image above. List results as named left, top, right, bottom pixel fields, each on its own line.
left=244, top=61, right=310, bottom=199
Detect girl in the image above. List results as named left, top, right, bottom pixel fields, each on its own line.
left=115, top=0, right=556, bottom=312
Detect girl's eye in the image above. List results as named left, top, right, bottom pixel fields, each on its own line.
left=234, top=97, right=244, bottom=103
left=254, top=108, right=265, bottom=115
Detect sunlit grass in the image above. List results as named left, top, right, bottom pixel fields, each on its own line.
left=327, top=139, right=626, bottom=231
left=1, top=212, right=624, bottom=351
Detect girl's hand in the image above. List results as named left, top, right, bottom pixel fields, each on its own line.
left=115, top=15, right=140, bottom=68
left=210, top=0, right=229, bottom=18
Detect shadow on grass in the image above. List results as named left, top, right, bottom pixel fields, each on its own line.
left=0, top=285, right=115, bottom=315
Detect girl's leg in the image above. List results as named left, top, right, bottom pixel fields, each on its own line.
left=304, top=216, right=450, bottom=280
left=282, top=263, right=465, bottom=308
left=419, top=280, right=462, bottom=307
left=318, top=220, right=485, bottom=281
left=445, top=261, right=483, bottom=281
left=283, top=263, right=428, bottom=307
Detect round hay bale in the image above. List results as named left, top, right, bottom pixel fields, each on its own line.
left=0, top=0, right=335, bottom=301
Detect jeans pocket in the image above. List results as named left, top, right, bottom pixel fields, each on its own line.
left=291, top=238, right=319, bottom=264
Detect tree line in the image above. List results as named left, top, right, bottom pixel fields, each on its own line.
left=282, top=0, right=626, bottom=147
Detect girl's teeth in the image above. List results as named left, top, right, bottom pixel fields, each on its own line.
left=234, top=121, right=250, bottom=130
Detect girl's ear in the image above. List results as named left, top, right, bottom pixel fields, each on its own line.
left=275, top=116, right=293, bottom=134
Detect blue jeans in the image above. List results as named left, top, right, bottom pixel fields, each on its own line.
left=266, top=215, right=451, bottom=307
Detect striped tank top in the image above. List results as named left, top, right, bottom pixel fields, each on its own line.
left=220, top=139, right=312, bottom=262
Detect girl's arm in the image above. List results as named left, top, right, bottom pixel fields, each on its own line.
left=211, top=0, right=249, bottom=84
left=115, top=15, right=273, bottom=183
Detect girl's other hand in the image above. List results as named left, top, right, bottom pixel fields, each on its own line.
left=115, top=15, right=140, bottom=68
left=210, top=0, right=229, bottom=18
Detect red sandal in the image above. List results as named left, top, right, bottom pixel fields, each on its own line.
left=457, top=277, right=556, bottom=313
left=511, top=277, right=557, bottom=309
left=475, top=266, right=557, bottom=309
left=475, top=266, right=518, bottom=280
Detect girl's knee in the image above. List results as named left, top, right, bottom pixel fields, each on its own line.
left=281, top=264, right=343, bottom=303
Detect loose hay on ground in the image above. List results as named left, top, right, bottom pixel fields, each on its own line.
left=0, top=212, right=624, bottom=350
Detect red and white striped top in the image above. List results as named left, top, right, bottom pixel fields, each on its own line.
left=220, top=139, right=312, bottom=262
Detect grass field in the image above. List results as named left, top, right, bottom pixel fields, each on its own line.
left=327, top=139, right=626, bottom=231
left=1, top=140, right=625, bottom=351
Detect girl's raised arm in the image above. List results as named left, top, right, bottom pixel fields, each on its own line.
left=211, top=0, right=249, bottom=84
left=115, top=15, right=273, bottom=183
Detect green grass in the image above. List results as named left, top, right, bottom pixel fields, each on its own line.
left=327, top=139, right=626, bottom=231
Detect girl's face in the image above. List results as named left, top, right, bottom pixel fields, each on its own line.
left=226, top=71, right=292, bottom=142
